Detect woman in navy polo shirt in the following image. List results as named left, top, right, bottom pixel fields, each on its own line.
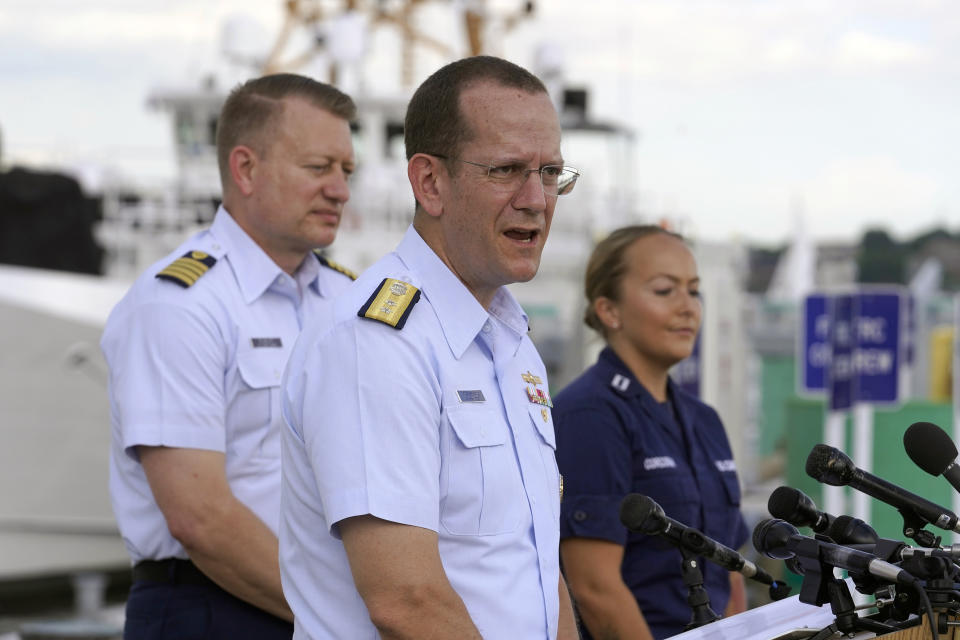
left=556, top=225, right=748, bottom=640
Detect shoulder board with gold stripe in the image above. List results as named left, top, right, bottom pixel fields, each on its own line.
left=155, top=250, right=217, bottom=288
left=314, top=252, right=358, bottom=281
left=357, top=278, right=420, bottom=330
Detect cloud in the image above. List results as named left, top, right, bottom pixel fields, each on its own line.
left=2, top=2, right=280, bottom=51
left=801, top=156, right=942, bottom=237
left=539, top=0, right=946, bottom=87
left=835, top=31, right=930, bottom=70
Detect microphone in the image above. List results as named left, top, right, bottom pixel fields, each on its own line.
left=824, top=514, right=879, bottom=546
left=805, top=444, right=960, bottom=534
left=768, top=486, right=878, bottom=545
left=620, top=494, right=789, bottom=597
left=753, top=518, right=919, bottom=588
left=903, top=421, right=960, bottom=494
left=767, top=486, right=833, bottom=533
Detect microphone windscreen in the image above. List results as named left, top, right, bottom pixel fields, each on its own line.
left=805, top=444, right=853, bottom=485
left=768, top=486, right=803, bottom=522
left=619, top=494, right=659, bottom=533
left=904, top=421, right=957, bottom=476
left=752, top=518, right=798, bottom=560
left=825, top=514, right=878, bottom=545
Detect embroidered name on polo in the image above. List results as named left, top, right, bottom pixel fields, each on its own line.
left=714, top=459, right=737, bottom=472
left=643, top=456, right=677, bottom=470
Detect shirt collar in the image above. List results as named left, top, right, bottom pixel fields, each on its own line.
left=395, top=225, right=528, bottom=359
left=298, top=253, right=324, bottom=296
left=211, top=206, right=319, bottom=303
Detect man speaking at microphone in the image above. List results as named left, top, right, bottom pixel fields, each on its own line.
left=279, top=56, right=579, bottom=639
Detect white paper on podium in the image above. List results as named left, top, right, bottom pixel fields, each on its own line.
left=665, top=581, right=877, bottom=640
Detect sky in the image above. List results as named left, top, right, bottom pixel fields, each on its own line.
left=2, top=0, right=959, bottom=246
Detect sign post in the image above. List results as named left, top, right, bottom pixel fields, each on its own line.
left=825, top=294, right=854, bottom=516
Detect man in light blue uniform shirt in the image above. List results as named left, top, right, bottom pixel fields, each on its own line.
left=281, top=56, right=581, bottom=639
left=102, top=74, right=357, bottom=639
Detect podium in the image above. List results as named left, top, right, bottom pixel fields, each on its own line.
left=667, top=594, right=958, bottom=640
left=887, top=615, right=960, bottom=640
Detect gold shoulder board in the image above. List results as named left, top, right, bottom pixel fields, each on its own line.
left=358, top=278, right=420, bottom=329
left=315, top=252, right=358, bottom=280
left=155, top=250, right=217, bottom=288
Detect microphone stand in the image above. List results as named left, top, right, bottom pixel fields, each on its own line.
left=897, top=509, right=941, bottom=548
left=790, top=536, right=905, bottom=639
left=678, top=547, right=721, bottom=630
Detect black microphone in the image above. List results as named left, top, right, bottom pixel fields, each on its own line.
left=753, top=518, right=919, bottom=588
left=620, top=494, right=786, bottom=593
left=824, top=514, right=879, bottom=546
left=768, top=486, right=878, bottom=545
left=904, top=421, right=960, bottom=494
left=805, top=444, right=960, bottom=533
left=767, top=486, right=833, bottom=533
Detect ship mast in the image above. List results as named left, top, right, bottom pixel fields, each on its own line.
left=252, top=0, right=536, bottom=88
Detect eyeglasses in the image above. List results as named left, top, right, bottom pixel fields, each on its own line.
left=430, top=154, right=580, bottom=197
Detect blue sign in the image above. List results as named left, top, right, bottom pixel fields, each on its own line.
left=828, top=294, right=855, bottom=411
left=800, top=294, right=830, bottom=393
left=854, top=291, right=901, bottom=404
left=800, top=290, right=903, bottom=409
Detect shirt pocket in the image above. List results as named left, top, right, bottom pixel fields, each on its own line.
left=231, top=349, right=284, bottom=459
left=441, top=408, right=526, bottom=536
left=527, top=405, right=561, bottom=517
left=631, top=471, right=699, bottom=550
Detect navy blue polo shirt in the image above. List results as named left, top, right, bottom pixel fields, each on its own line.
left=555, top=347, right=749, bottom=640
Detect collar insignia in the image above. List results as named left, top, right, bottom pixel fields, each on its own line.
left=611, top=374, right=631, bottom=392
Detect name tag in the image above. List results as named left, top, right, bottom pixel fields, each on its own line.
left=643, top=456, right=677, bottom=471
left=715, top=459, right=737, bottom=472
left=251, top=337, right=283, bottom=348
left=457, top=389, right=486, bottom=403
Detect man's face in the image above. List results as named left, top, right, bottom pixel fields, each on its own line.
left=435, top=82, right=562, bottom=304
left=244, top=97, right=354, bottom=266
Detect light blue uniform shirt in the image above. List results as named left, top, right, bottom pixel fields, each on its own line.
left=281, top=225, right=562, bottom=639
left=103, top=207, right=353, bottom=563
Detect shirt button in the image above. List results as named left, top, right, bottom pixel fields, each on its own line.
left=573, top=510, right=588, bottom=522
left=481, top=322, right=492, bottom=333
